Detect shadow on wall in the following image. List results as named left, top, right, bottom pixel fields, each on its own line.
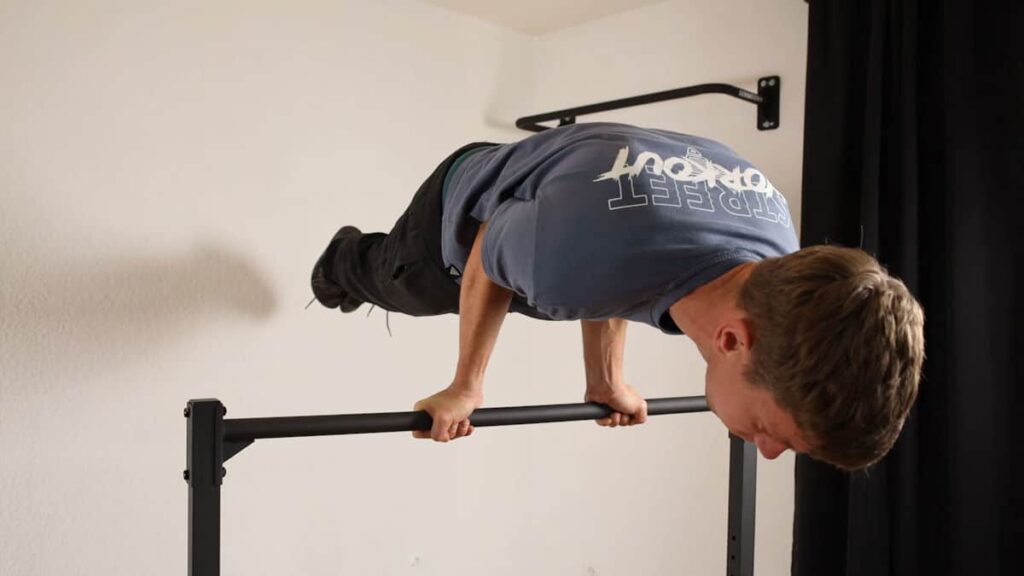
left=0, top=241, right=277, bottom=381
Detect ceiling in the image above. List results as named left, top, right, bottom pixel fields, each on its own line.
left=421, top=0, right=670, bottom=36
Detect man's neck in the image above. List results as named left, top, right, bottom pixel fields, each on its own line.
left=667, top=262, right=757, bottom=360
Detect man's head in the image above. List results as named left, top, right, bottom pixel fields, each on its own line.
left=716, top=245, right=924, bottom=470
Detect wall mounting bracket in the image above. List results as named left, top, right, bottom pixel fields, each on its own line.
left=516, top=75, right=780, bottom=132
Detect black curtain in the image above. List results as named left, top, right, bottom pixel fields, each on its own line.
left=794, top=1, right=1023, bottom=575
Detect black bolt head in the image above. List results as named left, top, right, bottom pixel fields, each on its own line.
left=183, top=470, right=190, bottom=481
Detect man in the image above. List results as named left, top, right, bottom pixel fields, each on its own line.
left=310, top=123, right=925, bottom=471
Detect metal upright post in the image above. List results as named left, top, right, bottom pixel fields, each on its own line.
left=725, top=434, right=757, bottom=576
left=185, top=399, right=226, bottom=576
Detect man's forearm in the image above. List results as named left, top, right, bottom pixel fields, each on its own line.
left=451, top=223, right=514, bottom=395
left=581, top=318, right=628, bottom=394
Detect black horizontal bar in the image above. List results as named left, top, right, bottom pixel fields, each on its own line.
left=223, top=396, right=709, bottom=441
left=516, top=83, right=762, bottom=132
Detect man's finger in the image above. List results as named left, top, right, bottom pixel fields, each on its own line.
left=457, top=420, right=471, bottom=438
left=433, top=417, right=452, bottom=442
left=637, top=405, right=648, bottom=424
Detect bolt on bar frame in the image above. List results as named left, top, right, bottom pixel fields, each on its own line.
left=516, top=76, right=780, bottom=133
left=185, top=397, right=756, bottom=576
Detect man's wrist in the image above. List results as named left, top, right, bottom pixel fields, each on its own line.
left=449, top=371, right=485, bottom=400
left=585, top=375, right=627, bottom=397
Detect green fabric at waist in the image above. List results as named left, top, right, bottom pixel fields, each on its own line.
left=442, top=146, right=490, bottom=208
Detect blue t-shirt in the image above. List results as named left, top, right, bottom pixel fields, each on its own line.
left=441, top=122, right=799, bottom=334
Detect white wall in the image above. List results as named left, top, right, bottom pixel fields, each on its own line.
left=0, top=1, right=807, bottom=575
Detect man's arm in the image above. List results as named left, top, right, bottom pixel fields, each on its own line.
left=581, top=318, right=648, bottom=427
left=413, top=222, right=514, bottom=441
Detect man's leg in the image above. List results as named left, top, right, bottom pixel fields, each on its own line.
left=311, top=141, right=496, bottom=317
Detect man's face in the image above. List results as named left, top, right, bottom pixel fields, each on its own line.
left=705, top=362, right=811, bottom=459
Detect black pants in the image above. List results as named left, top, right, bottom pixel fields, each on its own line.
left=322, top=142, right=495, bottom=316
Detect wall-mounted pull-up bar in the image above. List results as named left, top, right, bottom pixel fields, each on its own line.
left=516, top=76, right=780, bottom=133
left=184, top=396, right=757, bottom=576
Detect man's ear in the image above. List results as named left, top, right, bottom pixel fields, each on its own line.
left=714, top=318, right=754, bottom=355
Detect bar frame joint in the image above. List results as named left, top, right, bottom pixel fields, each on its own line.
left=185, top=398, right=226, bottom=576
